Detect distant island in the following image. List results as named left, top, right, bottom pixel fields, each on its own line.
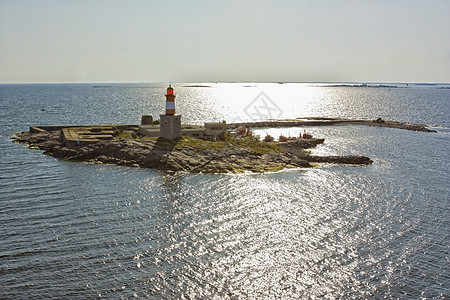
left=320, top=83, right=400, bottom=88
left=183, top=85, right=212, bottom=88
left=12, top=118, right=436, bottom=174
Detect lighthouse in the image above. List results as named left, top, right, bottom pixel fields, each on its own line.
left=165, top=84, right=176, bottom=115
left=159, top=85, right=182, bottom=140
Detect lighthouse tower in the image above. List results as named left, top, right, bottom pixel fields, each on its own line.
left=165, top=85, right=176, bottom=115
left=160, top=85, right=181, bottom=140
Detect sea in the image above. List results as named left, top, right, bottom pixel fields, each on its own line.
left=0, top=82, right=449, bottom=299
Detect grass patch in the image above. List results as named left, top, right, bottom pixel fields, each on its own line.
left=234, top=135, right=283, bottom=154
left=114, top=130, right=135, bottom=139
left=176, top=137, right=228, bottom=150
left=140, top=136, right=158, bottom=142
left=175, top=135, right=283, bottom=154
left=114, top=130, right=157, bottom=143
left=263, top=165, right=285, bottom=172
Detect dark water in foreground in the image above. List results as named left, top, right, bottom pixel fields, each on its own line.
left=0, top=83, right=449, bottom=299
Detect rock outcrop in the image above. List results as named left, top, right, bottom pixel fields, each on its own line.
left=13, top=128, right=373, bottom=173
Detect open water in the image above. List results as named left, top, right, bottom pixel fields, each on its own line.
left=0, top=82, right=449, bottom=299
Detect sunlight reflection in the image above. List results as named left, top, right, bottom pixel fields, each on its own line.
left=176, top=83, right=332, bottom=124
left=181, top=169, right=369, bottom=298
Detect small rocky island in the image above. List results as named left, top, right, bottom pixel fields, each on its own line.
left=12, top=85, right=436, bottom=173
left=13, top=125, right=372, bottom=173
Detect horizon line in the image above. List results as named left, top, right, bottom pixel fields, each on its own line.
left=1, top=81, right=449, bottom=85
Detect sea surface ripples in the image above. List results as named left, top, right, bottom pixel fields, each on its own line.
left=0, top=83, right=449, bottom=298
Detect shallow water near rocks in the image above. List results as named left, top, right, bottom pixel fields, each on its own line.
left=0, top=83, right=449, bottom=298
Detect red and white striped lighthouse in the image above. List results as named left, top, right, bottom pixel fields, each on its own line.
left=159, top=84, right=181, bottom=140
left=165, top=85, right=175, bottom=115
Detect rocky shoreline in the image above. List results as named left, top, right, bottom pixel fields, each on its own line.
left=13, top=127, right=372, bottom=173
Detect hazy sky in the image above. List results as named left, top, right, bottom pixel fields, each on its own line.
left=0, top=0, right=449, bottom=83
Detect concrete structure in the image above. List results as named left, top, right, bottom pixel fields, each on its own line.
left=159, top=85, right=182, bottom=140
left=181, top=125, right=206, bottom=139
left=137, top=125, right=160, bottom=137
left=160, top=114, right=182, bottom=140
left=138, top=124, right=205, bottom=139
left=60, top=126, right=115, bottom=147
left=205, top=122, right=227, bottom=139
left=141, top=115, right=153, bottom=125
left=57, top=124, right=139, bottom=147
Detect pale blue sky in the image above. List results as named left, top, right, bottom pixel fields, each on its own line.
left=0, top=0, right=449, bottom=83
